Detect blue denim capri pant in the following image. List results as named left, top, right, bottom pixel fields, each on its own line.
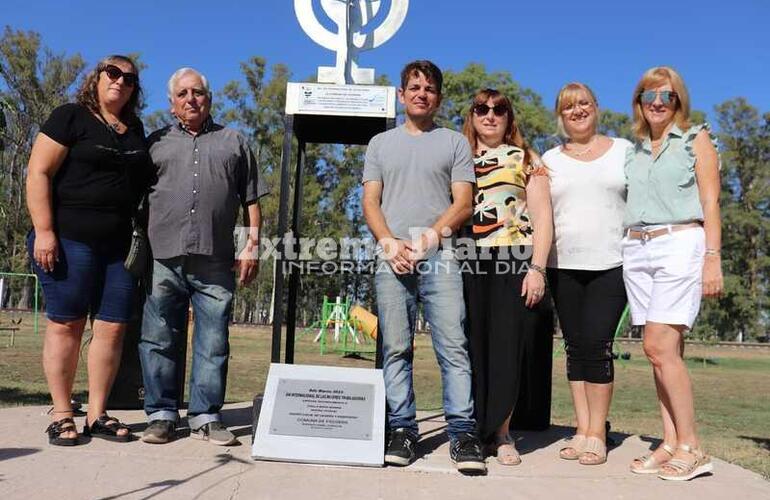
left=27, top=231, right=135, bottom=323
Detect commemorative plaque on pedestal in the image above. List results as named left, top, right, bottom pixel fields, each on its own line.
left=252, top=364, right=386, bottom=466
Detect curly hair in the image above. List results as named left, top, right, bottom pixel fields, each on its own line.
left=75, top=54, right=143, bottom=125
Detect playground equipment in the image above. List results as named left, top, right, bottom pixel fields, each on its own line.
left=612, top=305, right=632, bottom=361
left=0, top=273, right=41, bottom=345
left=305, top=296, right=377, bottom=356
left=349, top=305, right=377, bottom=340
left=554, top=304, right=632, bottom=362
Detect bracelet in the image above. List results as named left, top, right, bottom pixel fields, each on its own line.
left=705, top=248, right=721, bottom=256
left=528, top=263, right=547, bottom=277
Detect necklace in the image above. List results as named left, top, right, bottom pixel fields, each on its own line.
left=97, top=110, right=122, bottom=132
left=565, top=135, right=597, bottom=157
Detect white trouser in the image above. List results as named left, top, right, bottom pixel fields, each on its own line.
left=622, top=225, right=705, bottom=329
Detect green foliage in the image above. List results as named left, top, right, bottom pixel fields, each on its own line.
left=0, top=30, right=766, bottom=338
left=695, top=98, right=770, bottom=341
left=599, top=109, right=634, bottom=141
left=439, top=63, right=555, bottom=150
left=0, top=27, right=84, bottom=292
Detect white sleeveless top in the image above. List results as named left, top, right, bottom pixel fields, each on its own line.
left=544, top=138, right=632, bottom=270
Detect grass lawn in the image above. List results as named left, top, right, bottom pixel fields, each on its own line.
left=1, top=312, right=768, bottom=478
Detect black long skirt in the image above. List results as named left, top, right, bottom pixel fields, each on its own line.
left=462, top=246, right=553, bottom=442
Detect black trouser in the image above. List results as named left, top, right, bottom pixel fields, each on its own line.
left=547, top=266, right=626, bottom=384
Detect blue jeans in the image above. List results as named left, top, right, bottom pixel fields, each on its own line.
left=139, top=255, right=234, bottom=430
left=27, top=231, right=135, bottom=323
left=375, top=252, right=476, bottom=439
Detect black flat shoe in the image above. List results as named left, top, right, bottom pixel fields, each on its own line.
left=46, top=417, right=79, bottom=446
left=83, top=414, right=132, bottom=442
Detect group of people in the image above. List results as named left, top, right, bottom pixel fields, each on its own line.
left=363, top=60, right=720, bottom=480
left=26, top=55, right=720, bottom=482
left=27, top=55, right=266, bottom=449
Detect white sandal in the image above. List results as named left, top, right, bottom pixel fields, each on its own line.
left=559, top=434, right=586, bottom=460
left=630, top=443, right=675, bottom=474
left=579, top=437, right=607, bottom=465
left=658, top=444, right=713, bottom=481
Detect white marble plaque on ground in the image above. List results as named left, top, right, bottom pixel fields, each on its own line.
left=252, top=363, right=385, bottom=466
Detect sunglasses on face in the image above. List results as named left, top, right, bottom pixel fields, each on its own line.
left=100, top=64, right=138, bottom=87
left=639, top=90, right=678, bottom=106
left=473, top=103, right=507, bottom=117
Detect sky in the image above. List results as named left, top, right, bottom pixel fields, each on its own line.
left=3, top=0, right=769, bottom=122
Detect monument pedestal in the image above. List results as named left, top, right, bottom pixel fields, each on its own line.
left=270, top=82, right=396, bottom=367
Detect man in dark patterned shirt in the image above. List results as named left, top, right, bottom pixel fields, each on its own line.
left=139, top=67, right=268, bottom=446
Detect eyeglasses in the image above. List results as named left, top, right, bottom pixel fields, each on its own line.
left=561, top=100, right=594, bottom=114
left=100, top=64, right=138, bottom=87
left=638, top=90, right=678, bottom=106
left=473, top=103, right=507, bottom=117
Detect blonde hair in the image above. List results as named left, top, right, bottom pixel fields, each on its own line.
left=631, top=66, right=691, bottom=140
left=554, top=82, right=600, bottom=138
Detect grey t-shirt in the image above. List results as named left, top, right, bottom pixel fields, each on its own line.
left=362, top=125, right=475, bottom=240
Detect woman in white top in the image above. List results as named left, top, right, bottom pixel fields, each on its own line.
left=543, top=82, right=631, bottom=465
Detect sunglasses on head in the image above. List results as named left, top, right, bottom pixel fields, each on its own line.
left=100, top=64, right=138, bottom=87
left=639, top=90, right=678, bottom=105
left=473, top=103, right=507, bottom=117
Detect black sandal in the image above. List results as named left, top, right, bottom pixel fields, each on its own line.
left=83, top=414, right=133, bottom=442
left=46, top=417, right=79, bottom=446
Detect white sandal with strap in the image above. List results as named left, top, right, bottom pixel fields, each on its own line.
left=630, top=443, right=675, bottom=474
left=658, top=444, right=713, bottom=481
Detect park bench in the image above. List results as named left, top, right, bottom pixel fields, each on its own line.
left=0, top=325, right=19, bottom=347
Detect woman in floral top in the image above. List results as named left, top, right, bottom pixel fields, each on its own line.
left=461, top=88, right=553, bottom=465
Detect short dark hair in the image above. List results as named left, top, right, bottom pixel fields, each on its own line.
left=400, top=60, right=443, bottom=94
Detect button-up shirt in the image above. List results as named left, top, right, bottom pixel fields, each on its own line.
left=623, top=123, right=716, bottom=228
left=147, top=118, right=268, bottom=259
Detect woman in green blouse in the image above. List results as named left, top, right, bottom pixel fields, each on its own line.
left=623, top=67, right=722, bottom=481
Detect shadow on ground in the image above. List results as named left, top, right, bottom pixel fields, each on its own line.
left=739, top=435, right=770, bottom=452
left=94, top=453, right=252, bottom=500
left=0, top=447, right=41, bottom=462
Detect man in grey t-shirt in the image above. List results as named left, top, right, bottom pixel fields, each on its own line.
left=362, top=60, right=485, bottom=474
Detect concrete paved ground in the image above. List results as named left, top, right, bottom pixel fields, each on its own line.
left=0, top=402, right=767, bottom=500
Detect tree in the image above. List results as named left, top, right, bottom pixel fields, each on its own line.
left=0, top=27, right=84, bottom=307
left=439, top=63, right=555, bottom=150
left=598, top=110, right=634, bottom=141
left=696, top=98, right=769, bottom=341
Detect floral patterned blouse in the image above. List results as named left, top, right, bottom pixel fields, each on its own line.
left=471, top=144, right=546, bottom=247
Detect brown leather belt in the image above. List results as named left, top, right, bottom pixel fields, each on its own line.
left=626, top=222, right=702, bottom=241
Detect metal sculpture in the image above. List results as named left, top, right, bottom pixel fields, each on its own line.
left=294, top=0, right=409, bottom=84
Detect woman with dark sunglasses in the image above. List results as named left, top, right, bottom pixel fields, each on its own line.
left=623, top=66, right=721, bottom=480
left=26, top=55, right=149, bottom=445
left=543, top=82, right=632, bottom=466
left=460, top=89, right=553, bottom=465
